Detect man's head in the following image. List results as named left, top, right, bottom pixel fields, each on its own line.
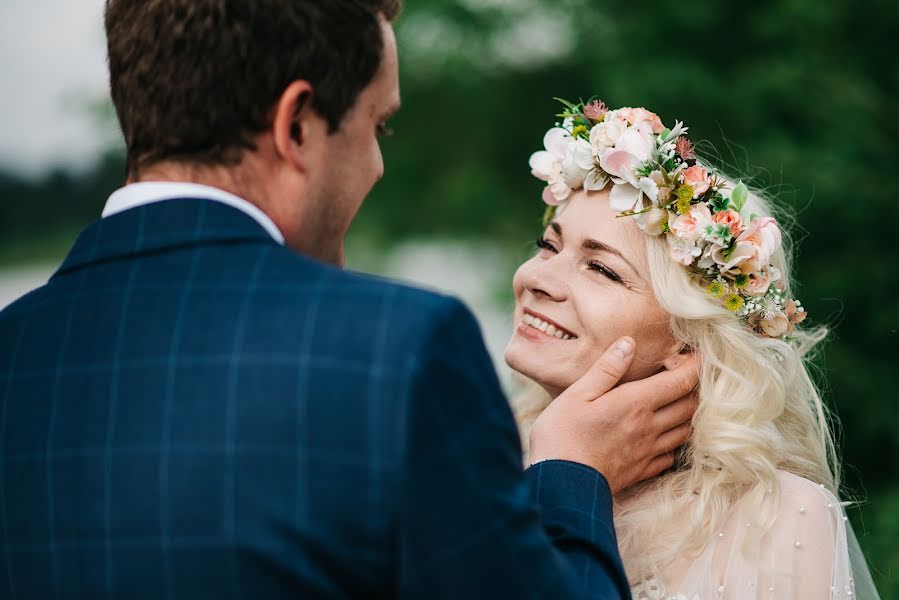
left=105, top=0, right=402, bottom=265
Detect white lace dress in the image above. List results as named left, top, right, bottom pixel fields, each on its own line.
left=630, top=471, right=880, bottom=600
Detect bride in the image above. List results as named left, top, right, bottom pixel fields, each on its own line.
left=506, top=99, right=879, bottom=599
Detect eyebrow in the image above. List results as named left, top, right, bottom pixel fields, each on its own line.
left=549, top=221, right=641, bottom=275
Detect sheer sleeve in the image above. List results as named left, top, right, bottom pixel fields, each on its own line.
left=667, top=471, right=877, bottom=599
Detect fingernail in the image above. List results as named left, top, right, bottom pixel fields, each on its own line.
left=613, top=338, right=634, bottom=358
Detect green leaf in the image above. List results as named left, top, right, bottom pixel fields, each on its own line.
left=553, top=97, right=581, bottom=113
left=731, top=181, right=749, bottom=212
left=542, top=205, right=557, bottom=226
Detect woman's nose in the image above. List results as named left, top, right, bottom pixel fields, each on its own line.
left=522, top=258, right=568, bottom=302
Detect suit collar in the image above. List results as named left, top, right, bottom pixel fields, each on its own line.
left=54, top=198, right=280, bottom=278
left=102, top=182, right=285, bottom=245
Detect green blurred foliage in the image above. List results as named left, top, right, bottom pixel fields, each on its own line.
left=1, top=0, right=896, bottom=592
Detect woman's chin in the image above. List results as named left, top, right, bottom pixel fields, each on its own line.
left=504, top=340, right=569, bottom=398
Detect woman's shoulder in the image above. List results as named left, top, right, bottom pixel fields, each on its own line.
left=772, top=469, right=843, bottom=522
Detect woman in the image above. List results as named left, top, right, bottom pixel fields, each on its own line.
left=506, top=99, right=879, bottom=599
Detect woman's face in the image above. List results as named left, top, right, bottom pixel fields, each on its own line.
left=505, top=189, right=680, bottom=398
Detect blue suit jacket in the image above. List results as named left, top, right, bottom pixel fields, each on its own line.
left=0, top=199, right=629, bottom=599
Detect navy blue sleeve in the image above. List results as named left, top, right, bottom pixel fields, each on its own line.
left=397, top=297, right=631, bottom=599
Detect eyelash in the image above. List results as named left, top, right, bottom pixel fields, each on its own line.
left=535, top=237, right=626, bottom=286
left=377, top=123, right=394, bottom=138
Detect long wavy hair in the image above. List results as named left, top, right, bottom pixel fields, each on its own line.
left=512, top=183, right=839, bottom=584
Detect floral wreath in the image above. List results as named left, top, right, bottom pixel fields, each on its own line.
left=529, top=98, right=807, bottom=339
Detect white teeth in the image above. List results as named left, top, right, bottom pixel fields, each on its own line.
left=522, top=313, right=575, bottom=340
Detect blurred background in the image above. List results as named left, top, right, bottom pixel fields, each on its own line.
left=1, top=0, right=897, bottom=593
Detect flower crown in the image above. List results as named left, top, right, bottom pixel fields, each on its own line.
left=529, top=98, right=807, bottom=339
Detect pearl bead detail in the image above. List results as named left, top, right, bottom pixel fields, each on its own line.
left=795, top=541, right=802, bottom=548
left=799, top=507, right=806, bottom=514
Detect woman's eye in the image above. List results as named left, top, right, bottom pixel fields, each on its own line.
left=588, top=260, right=624, bottom=284
left=536, top=237, right=558, bottom=253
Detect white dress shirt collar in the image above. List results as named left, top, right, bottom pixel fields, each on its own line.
left=102, top=181, right=285, bottom=245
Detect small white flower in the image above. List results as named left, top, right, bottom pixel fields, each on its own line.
left=668, top=237, right=702, bottom=266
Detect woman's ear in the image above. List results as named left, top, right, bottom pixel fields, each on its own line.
left=662, top=343, right=695, bottom=371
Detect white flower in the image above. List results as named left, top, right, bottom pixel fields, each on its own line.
left=668, top=237, right=702, bottom=266
left=530, top=128, right=576, bottom=205
left=697, top=244, right=717, bottom=269
left=613, top=123, right=656, bottom=164
left=598, top=126, right=656, bottom=213
left=639, top=177, right=659, bottom=204
left=608, top=183, right=642, bottom=212
left=661, top=120, right=688, bottom=144
left=584, top=169, right=610, bottom=192
left=529, top=127, right=569, bottom=182
left=590, top=119, right=625, bottom=150
left=561, top=138, right=594, bottom=189
left=635, top=206, right=669, bottom=236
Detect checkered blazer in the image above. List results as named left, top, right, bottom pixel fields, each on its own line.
left=0, top=199, right=629, bottom=599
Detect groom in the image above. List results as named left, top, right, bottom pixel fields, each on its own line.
left=0, top=1, right=698, bottom=598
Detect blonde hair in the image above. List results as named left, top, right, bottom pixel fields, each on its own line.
left=513, top=184, right=838, bottom=584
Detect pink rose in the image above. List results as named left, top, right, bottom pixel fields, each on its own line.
left=682, top=165, right=712, bottom=197
left=719, top=217, right=782, bottom=274
left=618, top=107, right=666, bottom=134
left=712, top=209, right=744, bottom=237
left=758, top=314, right=790, bottom=338
left=744, top=266, right=781, bottom=296
left=670, top=203, right=713, bottom=243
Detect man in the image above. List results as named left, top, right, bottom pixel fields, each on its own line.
left=0, top=1, right=697, bottom=597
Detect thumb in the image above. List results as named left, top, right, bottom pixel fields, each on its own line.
left=557, top=336, right=636, bottom=403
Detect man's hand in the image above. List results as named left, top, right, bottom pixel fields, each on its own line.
left=527, top=337, right=700, bottom=494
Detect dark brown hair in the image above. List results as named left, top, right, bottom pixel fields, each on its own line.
left=105, top=0, right=402, bottom=176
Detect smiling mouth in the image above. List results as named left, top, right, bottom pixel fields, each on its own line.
left=521, top=311, right=577, bottom=340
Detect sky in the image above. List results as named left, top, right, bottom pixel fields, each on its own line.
left=0, top=0, right=112, bottom=176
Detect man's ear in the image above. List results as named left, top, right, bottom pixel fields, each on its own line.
left=272, top=80, right=319, bottom=170
left=662, top=343, right=695, bottom=371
